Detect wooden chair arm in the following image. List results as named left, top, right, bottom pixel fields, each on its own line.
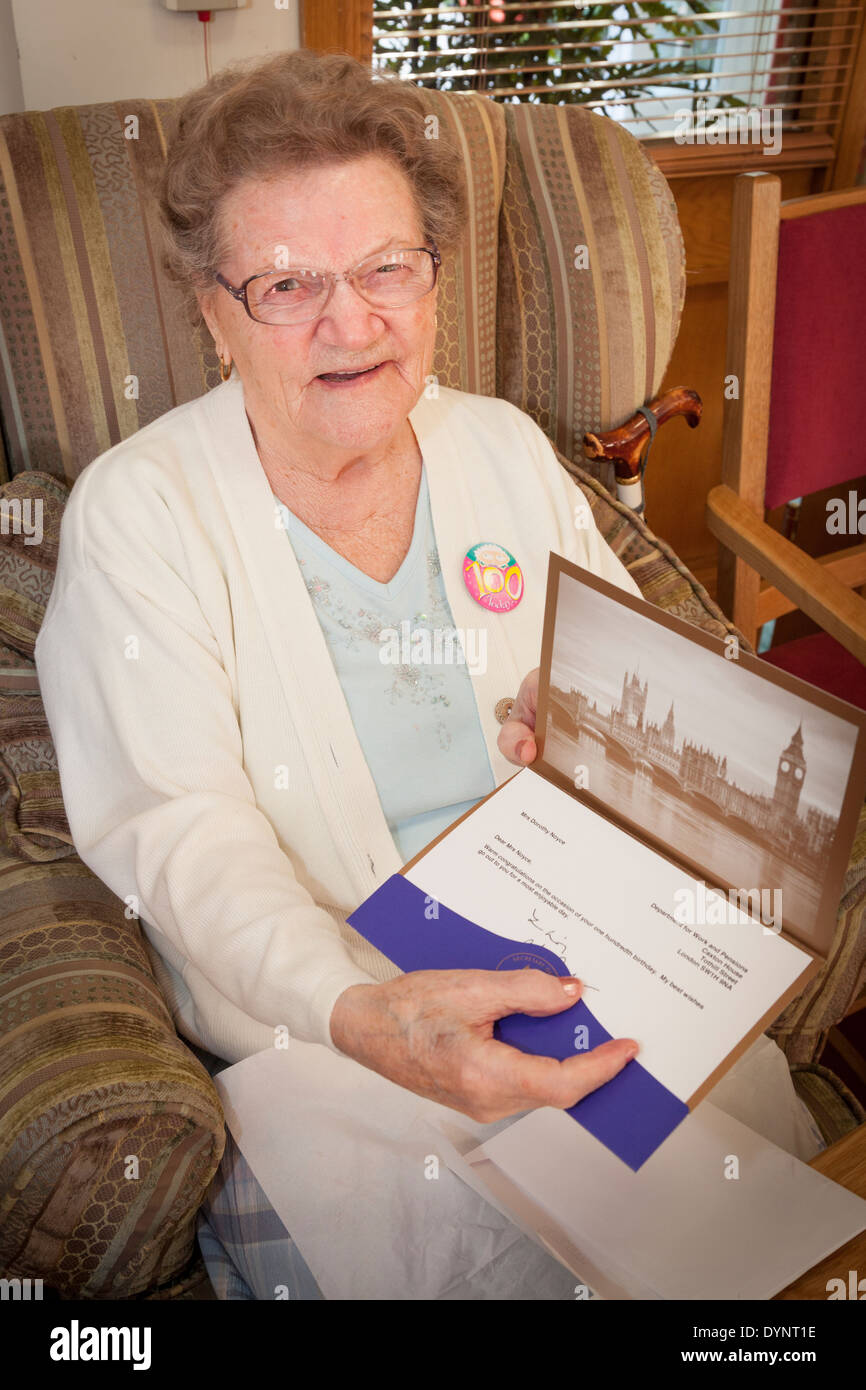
left=706, top=484, right=866, bottom=665
left=583, top=387, right=702, bottom=481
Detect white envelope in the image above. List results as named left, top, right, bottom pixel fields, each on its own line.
left=450, top=1101, right=866, bottom=1300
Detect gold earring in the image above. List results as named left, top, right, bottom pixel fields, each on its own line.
left=219, top=356, right=232, bottom=382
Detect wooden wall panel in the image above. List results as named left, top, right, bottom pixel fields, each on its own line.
left=300, top=0, right=372, bottom=62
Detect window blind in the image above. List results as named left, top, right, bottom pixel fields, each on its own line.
left=372, top=2, right=860, bottom=142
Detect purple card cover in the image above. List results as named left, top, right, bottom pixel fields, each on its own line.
left=348, top=872, right=688, bottom=1170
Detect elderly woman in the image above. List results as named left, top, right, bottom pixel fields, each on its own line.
left=34, top=50, right=823, bottom=1300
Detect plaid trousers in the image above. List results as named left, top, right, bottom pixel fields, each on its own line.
left=194, top=1047, right=324, bottom=1300
left=197, top=1125, right=325, bottom=1301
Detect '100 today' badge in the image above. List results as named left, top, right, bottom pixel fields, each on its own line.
left=463, top=542, right=524, bottom=612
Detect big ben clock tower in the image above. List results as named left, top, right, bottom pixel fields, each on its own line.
left=773, top=724, right=806, bottom=822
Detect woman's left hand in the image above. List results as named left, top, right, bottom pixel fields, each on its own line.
left=497, top=667, right=539, bottom=767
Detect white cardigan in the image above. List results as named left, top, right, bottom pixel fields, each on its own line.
left=34, top=377, right=642, bottom=1064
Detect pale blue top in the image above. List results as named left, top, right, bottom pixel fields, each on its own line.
left=274, top=467, right=495, bottom=862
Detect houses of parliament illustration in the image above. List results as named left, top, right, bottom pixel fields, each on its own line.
left=549, top=667, right=837, bottom=862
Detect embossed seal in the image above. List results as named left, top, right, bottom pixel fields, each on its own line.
left=495, top=950, right=560, bottom=976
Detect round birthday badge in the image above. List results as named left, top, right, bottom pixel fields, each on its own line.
left=463, top=542, right=524, bottom=613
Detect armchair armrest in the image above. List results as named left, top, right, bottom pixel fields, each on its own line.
left=706, top=484, right=866, bottom=665
left=0, top=472, right=226, bottom=1298
left=0, top=849, right=226, bottom=1298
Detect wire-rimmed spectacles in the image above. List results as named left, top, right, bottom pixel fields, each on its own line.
left=214, top=244, right=441, bottom=326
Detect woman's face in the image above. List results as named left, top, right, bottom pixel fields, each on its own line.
left=199, top=154, right=439, bottom=460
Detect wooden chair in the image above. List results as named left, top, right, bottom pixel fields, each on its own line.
left=707, top=174, right=866, bottom=710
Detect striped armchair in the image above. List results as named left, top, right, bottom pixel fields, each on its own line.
left=0, top=85, right=863, bottom=1300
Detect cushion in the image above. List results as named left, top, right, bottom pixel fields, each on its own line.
left=769, top=795, right=866, bottom=1065
left=0, top=643, right=39, bottom=694
left=0, top=474, right=73, bottom=860
left=0, top=473, right=66, bottom=657
left=0, top=103, right=214, bottom=483
left=790, top=1062, right=866, bottom=1147
left=415, top=90, right=507, bottom=399
left=0, top=690, right=74, bottom=861
left=766, top=201, right=866, bottom=509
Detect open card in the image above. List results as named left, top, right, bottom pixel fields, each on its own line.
left=348, top=554, right=866, bottom=1169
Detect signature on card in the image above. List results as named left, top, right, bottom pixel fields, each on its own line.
left=524, top=910, right=598, bottom=988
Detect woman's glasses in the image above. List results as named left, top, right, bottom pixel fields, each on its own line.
left=215, top=244, right=441, bottom=326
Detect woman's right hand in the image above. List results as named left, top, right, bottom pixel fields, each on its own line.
left=329, top=968, right=639, bottom=1123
